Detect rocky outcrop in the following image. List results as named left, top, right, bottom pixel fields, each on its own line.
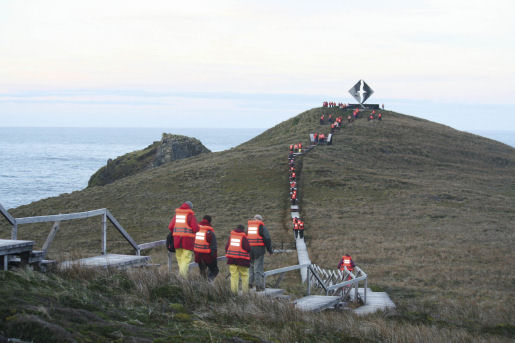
left=87, top=133, right=210, bottom=187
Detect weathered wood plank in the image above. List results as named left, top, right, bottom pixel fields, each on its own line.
left=295, top=295, right=340, bottom=312
left=42, top=222, right=60, bottom=253
left=0, top=239, right=34, bottom=255
left=16, top=209, right=107, bottom=224
left=105, top=210, right=139, bottom=252
left=0, top=203, right=15, bottom=226
left=61, top=254, right=150, bottom=269
left=139, top=240, right=166, bottom=251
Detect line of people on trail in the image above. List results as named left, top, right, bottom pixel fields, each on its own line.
left=323, top=101, right=347, bottom=109
left=367, top=110, right=382, bottom=121
left=167, top=201, right=272, bottom=294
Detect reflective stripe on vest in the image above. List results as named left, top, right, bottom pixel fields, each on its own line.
left=194, top=225, right=214, bottom=253
left=340, top=255, right=354, bottom=271
left=247, top=220, right=265, bottom=246
left=173, top=208, right=195, bottom=238
left=226, top=231, right=250, bottom=260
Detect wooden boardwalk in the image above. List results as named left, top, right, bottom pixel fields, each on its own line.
left=61, top=254, right=151, bottom=269
left=0, top=239, right=34, bottom=270
left=295, top=237, right=311, bottom=282
left=351, top=288, right=396, bottom=315
left=295, top=295, right=340, bottom=311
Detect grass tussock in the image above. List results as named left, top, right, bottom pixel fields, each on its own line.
left=2, top=266, right=510, bottom=343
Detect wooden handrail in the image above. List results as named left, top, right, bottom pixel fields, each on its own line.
left=0, top=203, right=16, bottom=226
left=16, top=209, right=107, bottom=224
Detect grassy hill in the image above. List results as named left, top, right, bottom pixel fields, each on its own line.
left=1, top=107, right=514, bottom=342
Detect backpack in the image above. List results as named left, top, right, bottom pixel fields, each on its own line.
left=166, top=232, right=175, bottom=252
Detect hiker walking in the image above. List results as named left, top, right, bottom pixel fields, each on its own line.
left=169, top=201, right=199, bottom=277
left=247, top=214, right=273, bottom=291
left=225, top=224, right=251, bottom=293
left=193, top=215, right=219, bottom=281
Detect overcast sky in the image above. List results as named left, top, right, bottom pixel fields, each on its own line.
left=1, top=0, right=514, bottom=130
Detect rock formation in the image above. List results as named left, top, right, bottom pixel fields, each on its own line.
left=87, top=133, right=210, bottom=187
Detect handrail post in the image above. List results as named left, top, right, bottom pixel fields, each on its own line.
left=102, top=211, right=107, bottom=255
left=364, top=277, right=367, bottom=305
left=307, top=266, right=311, bottom=295
left=11, top=222, right=17, bottom=240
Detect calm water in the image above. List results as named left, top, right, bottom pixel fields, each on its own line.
left=0, top=127, right=265, bottom=209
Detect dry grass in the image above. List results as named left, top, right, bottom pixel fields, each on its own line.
left=1, top=107, right=514, bottom=341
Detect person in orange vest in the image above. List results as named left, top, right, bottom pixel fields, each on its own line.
left=169, top=201, right=199, bottom=277
left=298, top=220, right=305, bottom=239
left=313, top=132, right=318, bottom=144
left=293, top=144, right=298, bottom=153
left=292, top=217, right=299, bottom=238
left=247, top=214, right=273, bottom=291
left=298, top=142, right=303, bottom=153
left=338, top=254, right=356, bottom=276
left=225, top=224, right=251, bottom=293
left=320, top=115, right=325, bottom=125
left=289, top=144, right=293, bottom=153
left=368, top=114, right=374, bottom=121
left=291, top=190, right=297, bottom=204
left=378, top=113, right=382, bottom=121
left=319, top=133, right=325, bottom=144
left=193, top=215, right=219, bottom=281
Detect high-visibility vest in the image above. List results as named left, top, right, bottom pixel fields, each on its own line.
left=299, top=222, right=304, bottom=230
left=293, top=222, right=299, bottom=230
left=193, top=225, right=214, bottom=253
left=339, top=255, right=354, bottom=272
left=294, top=144, right=298, bottom=150
left=173, top=208, right=195, bottom=238
left=247, top=220, right=265, bottom=247
left=226, top=231, right=250, bottom=260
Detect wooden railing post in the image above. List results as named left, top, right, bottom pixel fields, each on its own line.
left=11, top=222, right=17, bottom=240
left=102, top=211, right=107, bottom=255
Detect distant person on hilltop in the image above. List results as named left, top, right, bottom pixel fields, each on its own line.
left=169, top=201, right=199, bottom=277
left=247, top=214, right=273, bottom=291
left=226, top=224, right=251, bottom=294
left=382, top=104, right=384, bottom=110
left=193, top=215, right=219, bottom=281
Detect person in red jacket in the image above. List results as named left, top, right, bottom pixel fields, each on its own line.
left=168, top=201, right=199, bottom=277
left=193, top=215, right=218, bottom=281
left=225, top=224, right=251, bottom=293
left=338, top=254, right=356, bottom=281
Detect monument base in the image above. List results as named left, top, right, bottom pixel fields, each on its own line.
left=346, top=104, right=380, bottom=110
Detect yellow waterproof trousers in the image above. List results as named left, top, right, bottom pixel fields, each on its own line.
left=175, top=248, right=193, bottom=277
left=229, top=264, right=249, bottom=294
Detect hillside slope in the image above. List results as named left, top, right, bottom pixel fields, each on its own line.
left=1, top=107, right=514, bottom=342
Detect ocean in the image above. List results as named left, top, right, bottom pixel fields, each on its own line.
left=0, top=127, right=265, bottom=209
left=0, top=127, right=513, bottom=210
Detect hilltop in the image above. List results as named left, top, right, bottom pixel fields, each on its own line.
left=1, top=107, right=514, bottom=342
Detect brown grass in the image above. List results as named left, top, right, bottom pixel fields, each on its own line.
left=1, top=107, right=514, bottom=341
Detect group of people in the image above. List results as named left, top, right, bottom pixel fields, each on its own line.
left=322, top=101, right=347, bottom=109
left=168, top=201, right=273, bottom=293
left=292, top=217, right=305, bottom=239
left=289, top=142, right=303, bottom=154
left=367, top=110, right=383, bottom=121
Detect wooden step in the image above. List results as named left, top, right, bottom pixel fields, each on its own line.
left=60, top=254, right=151, bottom=269
left=253, top=288, right=285, bottom=298
left=294, top=295, right=341, bottom=311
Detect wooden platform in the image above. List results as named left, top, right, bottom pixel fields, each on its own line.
left=290, top=205, right=299, bottom=211
left=351, top=288, right=396, bottom=315
left=60, top=254, right=151, bottom=269
left=295, top=237, right=311, bottom=282
left=294, top=295, right=340, bottom=311
left=253, top=287, right=285, bottom=298
left=0, top=239, right=35, bottom=270
left=291, top=212, right=300, bottom=219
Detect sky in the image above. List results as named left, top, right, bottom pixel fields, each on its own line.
left=0, top=0, right=514, bottom=130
